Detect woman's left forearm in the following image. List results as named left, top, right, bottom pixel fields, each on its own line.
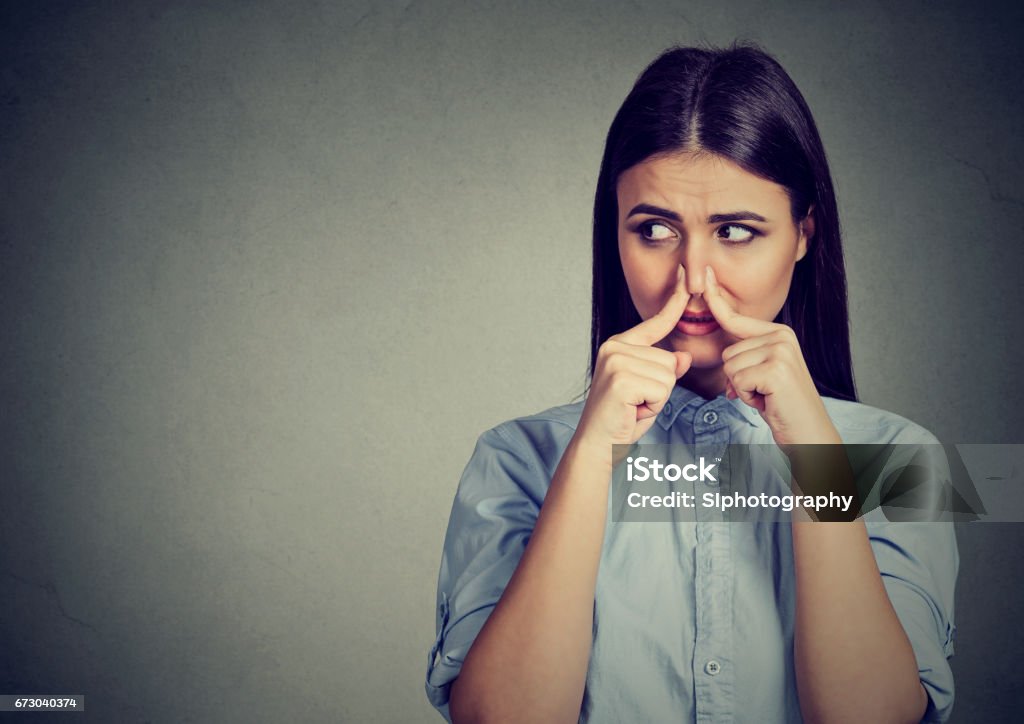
left=708, top=311, right=931, bottom=722
left=791, top=517, right=928, bottom=723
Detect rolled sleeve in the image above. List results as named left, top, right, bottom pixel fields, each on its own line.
left=853, top=425, right=960, bottom=722
left=866, top=517, right=959, bottom=722
left=425, top=424, right=544, bottom=722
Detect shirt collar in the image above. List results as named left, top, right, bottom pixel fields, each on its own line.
left=727, top=395, right=763, bottom=427
left=656, top=384, right=761, bottom=430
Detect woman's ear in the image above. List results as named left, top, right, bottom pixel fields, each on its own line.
left=796, top=205, right=815, bottom=262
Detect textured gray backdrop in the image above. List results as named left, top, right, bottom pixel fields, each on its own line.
left=2, top=1, right=1022, bottom=722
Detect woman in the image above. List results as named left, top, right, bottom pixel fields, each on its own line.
left=425, top=43, right=957, bottom=723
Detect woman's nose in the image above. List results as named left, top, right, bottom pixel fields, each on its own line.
left=681, top=252, right=708, bottom=296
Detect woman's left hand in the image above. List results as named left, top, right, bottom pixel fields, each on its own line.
left=703, top=265, right=842, bottom=448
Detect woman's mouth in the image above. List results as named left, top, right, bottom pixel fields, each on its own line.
left=676, top=311, right=720, bottom=336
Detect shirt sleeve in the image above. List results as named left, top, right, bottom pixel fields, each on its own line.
left=863, top=440, right=959, bottom=723
left=425, top=424, right=545, bottom=722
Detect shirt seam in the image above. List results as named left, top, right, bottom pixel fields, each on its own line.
left=491, top=421, right=550, bottom=486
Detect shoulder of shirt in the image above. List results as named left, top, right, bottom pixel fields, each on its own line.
left=820, top=396, right=941, bottom=445
left=454, top=400, right=587, bottom=497
left=473, top=399, right=586, bottom=464
left=491, top=398, right=586, bottom=434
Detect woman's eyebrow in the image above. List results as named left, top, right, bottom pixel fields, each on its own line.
left=626, top=203, right=768, bottom=224
left=626, top=203, right=682, bottom=221
left=708, top=211, right=768, bottom=223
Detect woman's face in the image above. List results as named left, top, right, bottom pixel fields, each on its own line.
left=616, top=151, right=814, bottom=396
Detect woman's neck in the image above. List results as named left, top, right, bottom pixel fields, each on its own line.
left=679, top=367, right=727, bottom=401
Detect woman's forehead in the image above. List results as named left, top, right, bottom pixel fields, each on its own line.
left=616, top=152, right=790, bottom=220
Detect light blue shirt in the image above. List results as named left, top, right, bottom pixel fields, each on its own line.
left=426, top=384, right=958, bottom=722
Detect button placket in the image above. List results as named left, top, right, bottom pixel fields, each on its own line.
left=692, top=408, right=734, bottom=721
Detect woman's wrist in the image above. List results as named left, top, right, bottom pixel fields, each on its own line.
left=566, top=431, right=620, bottom=473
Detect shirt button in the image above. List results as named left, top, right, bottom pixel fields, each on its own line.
left=704, top=659, right=721, bottom=676
left=663, top=402, right=673, bottom=416
left=702, top=410, right=719, bottom=425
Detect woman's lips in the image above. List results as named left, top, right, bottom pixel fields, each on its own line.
left=676, top=310, right=719, bottom=336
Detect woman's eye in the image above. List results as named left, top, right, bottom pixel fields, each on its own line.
left=718, top=223, right=757, bottom=244
left=639, top=221, right=675, bottom=242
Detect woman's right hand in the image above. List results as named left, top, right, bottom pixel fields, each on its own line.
left=575, top=263, right=693, bottom=455
left=450, top=275, right=693, bottom=724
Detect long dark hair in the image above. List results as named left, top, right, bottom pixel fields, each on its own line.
left=588, top=42, right=858, bottom=402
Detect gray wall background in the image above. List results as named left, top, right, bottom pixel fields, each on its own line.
left=2, top=0, right=1022, bottom=722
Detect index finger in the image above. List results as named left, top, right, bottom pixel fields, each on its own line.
left=703, top=265, right=777, bottom=340
left=617, top=264, right=690, bottom=346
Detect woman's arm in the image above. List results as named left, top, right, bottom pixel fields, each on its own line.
left=790, top=440, right=928, bottom=724
left=448, top=434, right=613, bottom=724
left=450, top=267, right=692, bottom=723
left=702, top=273, right=929, bottom=722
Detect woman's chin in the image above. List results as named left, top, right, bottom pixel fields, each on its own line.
left=684, top=359, right=724, bottom=373
left=662, top=335, right=727, bottom=370
left=676, top=346, right=725, bottom=369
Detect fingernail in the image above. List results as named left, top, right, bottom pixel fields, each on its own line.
left=677, top=264, right=685, bottom=282
left=705, top=266, right=715, bottom=284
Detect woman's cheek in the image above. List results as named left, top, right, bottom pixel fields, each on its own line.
left=623, top=269, right=659, bottom=320
left=632, top=262, right=674, bottom=319
left=723, top=264, right=789, bottom=320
